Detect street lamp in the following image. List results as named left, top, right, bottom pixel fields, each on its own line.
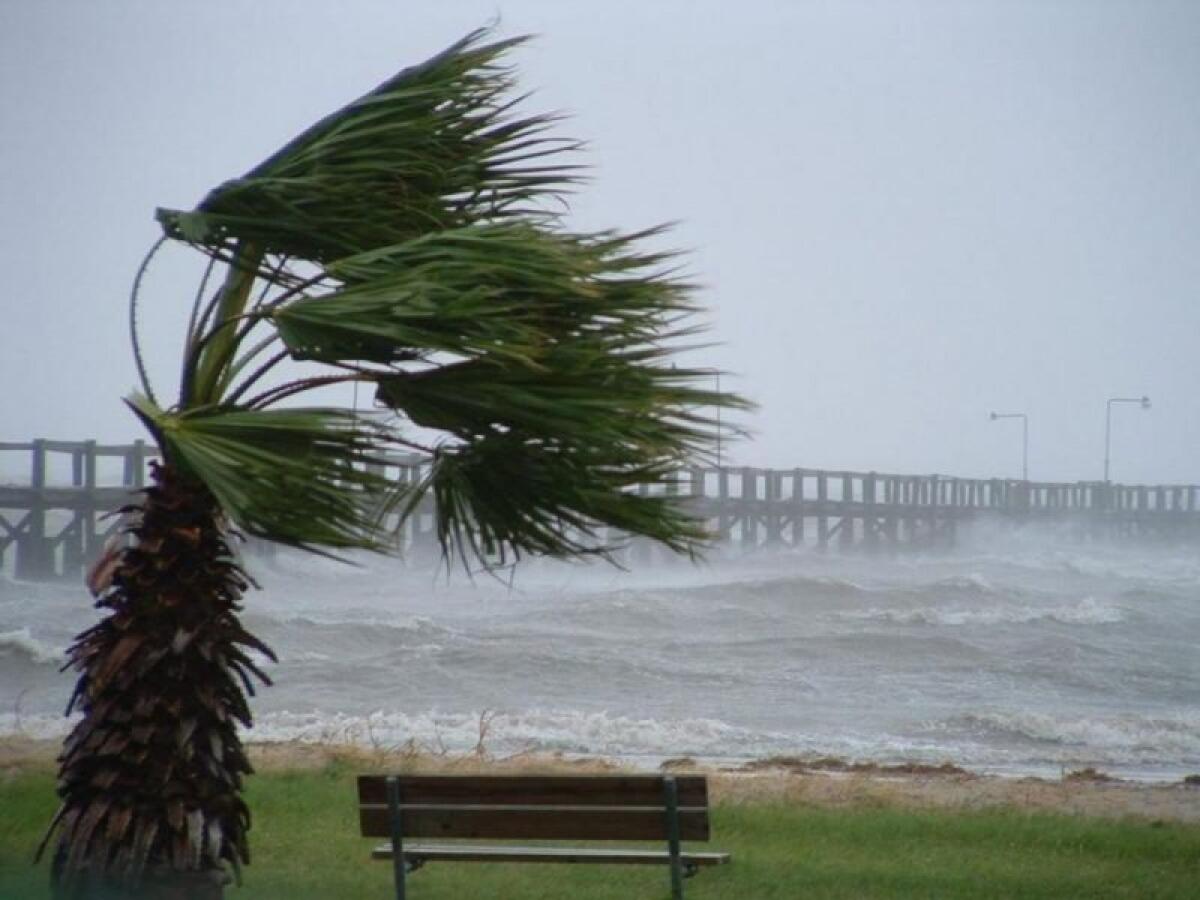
left=1104, top=395, right=1150, bottom=482
left=714, top=369, right=722, bottom=470
left=989, top=412, right=1028, bottom=481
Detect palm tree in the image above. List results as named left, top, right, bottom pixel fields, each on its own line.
left=39, top=29, right=746, bottom=899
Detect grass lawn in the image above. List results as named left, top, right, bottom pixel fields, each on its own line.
left=3, top=758, right=1198, bottom=899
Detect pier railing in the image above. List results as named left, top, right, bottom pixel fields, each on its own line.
left=3, top=440, right=1198, bottom=579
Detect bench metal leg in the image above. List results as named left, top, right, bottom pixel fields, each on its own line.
left=664, top=776, right=684, bottom=900
left=387, top=776, right=406, bottom=900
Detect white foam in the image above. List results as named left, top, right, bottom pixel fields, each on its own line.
left=0, top=712, right=76, bottom=740
left=247, top=708, right=790, bottom=759
left=841, top=596, right=1124, bottom=627
left=0, top=627, right=65, bottom=665
left=273, top=613, right=447, bottom=632
left=5, top=705, right=1197, bottom=778
left=931, top=573, right=997, bottom=594
left=946, top=710, right=1200, bottom=763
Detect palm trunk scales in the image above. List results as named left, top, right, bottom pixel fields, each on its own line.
left=43, top=462, right=275, bottom=899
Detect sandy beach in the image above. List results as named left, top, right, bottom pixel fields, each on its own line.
left=5, top=736, right=1197, bottom=825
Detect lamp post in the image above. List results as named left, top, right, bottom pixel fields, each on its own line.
left=1104, top=395, right=1150, bottom=482
left=989, top=412, right=1028, bottom=481
left=714, top=369, right=722, bottom=470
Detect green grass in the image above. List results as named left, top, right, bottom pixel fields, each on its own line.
left=4, top=761, right=1198, bottom=899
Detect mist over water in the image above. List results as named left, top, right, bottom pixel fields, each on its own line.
left=3, top=524, right=1198, bottom=781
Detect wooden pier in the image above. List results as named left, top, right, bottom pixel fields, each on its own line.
left=2, top=440, right=1198, bottom=580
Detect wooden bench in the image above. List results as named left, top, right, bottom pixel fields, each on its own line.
left=357, top=774, right=730, bottom=899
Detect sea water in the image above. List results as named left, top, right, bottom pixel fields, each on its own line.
left=2, top=525, right=1198, bottom=781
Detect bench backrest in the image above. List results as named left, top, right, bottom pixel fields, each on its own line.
left=357, top=774, right=711, bottom=841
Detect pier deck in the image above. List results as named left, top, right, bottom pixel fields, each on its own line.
left=3, top=440, right=1197, bottom=580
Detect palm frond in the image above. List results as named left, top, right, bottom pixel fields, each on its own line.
left=395, top=433, right=710, bottom=567
left=128, top=394, right=403, bottom=553
left=270, top=223, right=692, bottom=366
left=156, top=29, right=580, bottom=266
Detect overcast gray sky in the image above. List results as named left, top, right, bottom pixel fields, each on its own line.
left=2, top=1, right=1197, bottom=484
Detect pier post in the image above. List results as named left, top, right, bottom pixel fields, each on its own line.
left=863, top=473, right=878, bottom=552
left=740, top=468, right=757, bottom=549
left=766, top=471, right=782, bottom=545
left=839, top=473, right=854, bottom=550
left=791, top=468, right=804, bottom=545
left=123, top=439, right=149, bottom=488
left=64, top=440, right=98, bottom=574
left=817, top=473, right=829, bottom=550
left=15, top=439, right=51, bottom=579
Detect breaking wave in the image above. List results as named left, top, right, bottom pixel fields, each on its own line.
left=938, top=710, right=1200, bottom=766
left=247, top=708, right=792, bottom=760
left=839, top=596, right=1125, bottom=627
left=0, top=627, right=64, bottom=666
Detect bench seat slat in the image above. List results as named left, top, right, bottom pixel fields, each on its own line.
left=359, top=805, right=710, bottom=841
left=371, top=843, right=732, bottom=867
left=357, top=774, right=708, bottom=807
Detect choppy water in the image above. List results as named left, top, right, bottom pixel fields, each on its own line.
left=3, top=525, right=1198, bottom=781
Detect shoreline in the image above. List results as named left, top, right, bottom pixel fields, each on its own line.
left=5, top=736, right=1198, bottom=824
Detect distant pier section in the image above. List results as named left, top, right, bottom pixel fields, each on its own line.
left=2, top=439, right=1198, bottom=580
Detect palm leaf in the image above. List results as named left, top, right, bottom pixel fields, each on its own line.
left=396, top=433, right=709, bottom=566
left=156, top=29, right=581, bottom=266
left=128, top=395, right=402, bottom=553
left=271, top=223, right=695, bottom=364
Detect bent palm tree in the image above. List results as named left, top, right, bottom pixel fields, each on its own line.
left=41, top=29, right=747, bottom=898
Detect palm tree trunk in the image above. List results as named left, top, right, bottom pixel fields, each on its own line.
left=43, top=462, right=274, bottom=898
